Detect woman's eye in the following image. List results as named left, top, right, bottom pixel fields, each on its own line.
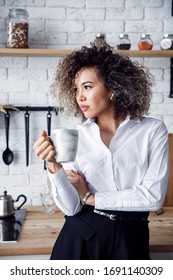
left=74, top=87, right=78, bottom=93
left=84, top=85, right=91, bottom=90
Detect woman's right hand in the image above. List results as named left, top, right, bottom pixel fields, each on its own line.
left=33, top=130, right=62, bottom=173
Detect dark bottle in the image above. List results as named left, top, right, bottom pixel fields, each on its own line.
left=117, top=34, right=131, bottom=50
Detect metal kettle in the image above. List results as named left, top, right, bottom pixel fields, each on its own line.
left=0, top=191, right=27, bottom=218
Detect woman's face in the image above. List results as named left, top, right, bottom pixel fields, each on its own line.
left=74, top=67, right=113, bottom=119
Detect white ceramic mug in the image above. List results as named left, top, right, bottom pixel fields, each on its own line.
left=50, top=128, right=78, bottom=163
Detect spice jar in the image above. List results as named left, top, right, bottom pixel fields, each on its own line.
left=138, top=34, right=153, bottom=50
left=94, top=33, right=107, bottom=50
left=160, top=34, right=173, bottom=50
left=117, top=33, right=131, bottom=50
left=7, top=8, right=29, bottom=48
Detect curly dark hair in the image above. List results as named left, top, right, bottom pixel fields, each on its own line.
left=51, top=44, right=153, bottom=119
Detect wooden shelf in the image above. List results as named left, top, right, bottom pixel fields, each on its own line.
left=0, top=48, right=72, bottom=57
left=114, top=50, right=173, bottom=57
left=0, top=48, right=173, bottom=57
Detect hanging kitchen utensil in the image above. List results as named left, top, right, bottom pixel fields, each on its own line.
left=24, top=107, right=30, bottom=166
left=44, top=108, right=52, bottom=170
left=2, top=111, right=14, bottom=165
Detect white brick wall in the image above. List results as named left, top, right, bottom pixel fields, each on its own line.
left=0, top=0, right=173, bottom=205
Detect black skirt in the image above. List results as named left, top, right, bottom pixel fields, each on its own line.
left=50, top=206, right=150, bottom=260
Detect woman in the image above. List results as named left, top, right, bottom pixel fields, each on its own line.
left=33, top=44, right=168, bottom=260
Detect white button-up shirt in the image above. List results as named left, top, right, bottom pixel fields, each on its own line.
left=48, top=116, right=168, bottom=216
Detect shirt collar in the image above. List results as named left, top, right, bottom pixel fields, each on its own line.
left=82, top=115, right=141, bottom=127
left=82, top=118, right=96, bottom=126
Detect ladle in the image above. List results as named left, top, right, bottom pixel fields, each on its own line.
left=2, top=111, right=14, bottom=165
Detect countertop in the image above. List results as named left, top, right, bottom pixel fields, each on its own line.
left=0, top=206, right=173, bottom=256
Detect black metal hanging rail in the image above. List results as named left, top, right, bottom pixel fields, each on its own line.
left=0, top=106, right=63, bottom=114
left=20, top=106, right=59, bottom=112
left=16, top=106, right=61, bottom=112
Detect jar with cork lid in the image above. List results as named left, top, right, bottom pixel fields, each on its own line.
left=7, top=8, right=29, bottom=48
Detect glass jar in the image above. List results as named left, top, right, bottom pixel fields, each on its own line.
left=138, top=34, right=153, bottom=50
left=94, top=33, right=107, bottom=50
left=160, top=34, right=173, bottom=50
left=117, top=33, right=131, bottom=50
left=7, top=8, right=29, bottom=48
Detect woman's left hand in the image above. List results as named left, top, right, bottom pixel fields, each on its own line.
left=65, top=170, right=88, bottom=200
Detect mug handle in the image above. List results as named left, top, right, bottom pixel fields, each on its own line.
left=14, top=194, right=27, bottom=210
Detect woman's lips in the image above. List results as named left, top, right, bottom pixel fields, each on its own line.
left=80, top=106, right=89, bottom=112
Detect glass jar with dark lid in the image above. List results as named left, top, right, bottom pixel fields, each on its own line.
left=138, top=34, right=153, bottom=50
left=7, top=8, right=29, bottom=48
left=117, top=33, right=131, bottom=50
left=94, top=33, right=107, bottom=50
left=160, top=34, right=173, bottom=50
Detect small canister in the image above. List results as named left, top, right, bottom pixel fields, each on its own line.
left=138, top=34, right=153, bottom=50
left=160, top=34, right=173, bottom=50
left=7, top=8, right=29, bottom=48
left=94, top=33, right=107, bottom=50
left=117, top=33, right=131, bottom=50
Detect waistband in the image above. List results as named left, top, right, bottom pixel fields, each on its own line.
left=94, top=209, right=149, bottom=221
